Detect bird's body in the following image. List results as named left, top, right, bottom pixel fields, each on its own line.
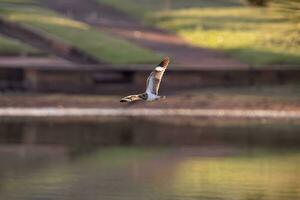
left=120, top=57, right=170, bottom=103
left=147, top=92, right=160, bottom=101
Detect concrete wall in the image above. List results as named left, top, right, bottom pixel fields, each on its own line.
left=25, top=69, right=94, bottom=93
left=1, top=67, right=300, bottom=93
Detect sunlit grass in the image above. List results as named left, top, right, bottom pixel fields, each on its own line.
left=98, top=0, right=300, bottom=65
left=0, top=34, right=40, bottom=55
left=97, top=0, right=244, bottom=18
left=153, top=7, right=300, bottom=65
left=7, top=13, right=90, bottom=30
left=0, top=3, right=160, bottom=64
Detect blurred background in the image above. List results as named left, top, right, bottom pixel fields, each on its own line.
left=0, top=0, right=300, bottom=200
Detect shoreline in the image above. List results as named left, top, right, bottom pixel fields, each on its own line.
left=1, top=107, right=300, bottom=119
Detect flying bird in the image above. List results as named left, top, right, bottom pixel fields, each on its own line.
left=120, top=57, right=170, bottom=103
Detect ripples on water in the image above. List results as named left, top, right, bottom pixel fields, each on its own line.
left=0, top=117, right=299, bottom=200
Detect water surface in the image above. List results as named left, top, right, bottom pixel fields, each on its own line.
left=0, top=118, right=299, bottom=200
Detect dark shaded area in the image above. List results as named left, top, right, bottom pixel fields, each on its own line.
left=0, top=68, right=25, bottom=91
left=247, top=0, right=268, bottom=6
left=1, top=63, right=300, bottom=93
left=1, top=118, right=300, bottom=148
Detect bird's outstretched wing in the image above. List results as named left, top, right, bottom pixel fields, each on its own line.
left=146, top=57, right=169, bottom=95
left=120, top=95, right=142, bottom=103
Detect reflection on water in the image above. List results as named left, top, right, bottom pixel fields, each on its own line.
left=0, top=118, right=299, bottom=200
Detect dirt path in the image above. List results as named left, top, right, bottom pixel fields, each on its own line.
left=42, top=0, right=248, bottom=68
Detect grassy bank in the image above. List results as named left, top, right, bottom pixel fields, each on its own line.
left=0, top=34, right=40, bottom=55
left=0, top=0, right=40, bottom=55
left=98, top=0, right=243, bottom=18
left=98, top=0, right=300, bottom=66
left=0, top=0, right=160, bottom=64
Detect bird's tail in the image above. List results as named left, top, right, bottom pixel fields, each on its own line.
left=120, top=98, right=130, bottom=103
left=120, top=95, right=142, bottom=103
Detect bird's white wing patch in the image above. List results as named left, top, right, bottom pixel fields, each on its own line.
left=155, top=66, right=165, bottom=72
left=145, top=57, right=170, bottom=95
left=146, top=72, right=155, bottom=94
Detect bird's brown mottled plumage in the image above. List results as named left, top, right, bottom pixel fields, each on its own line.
left=120, top=57, right=170, bottom=103
left=146, top=57, right=169, bottom=95
left=120, top=93, right=148, bottom=103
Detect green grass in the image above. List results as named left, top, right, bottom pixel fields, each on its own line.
left=0, top=2, right=160, bottom=64
left=98, top=0, right=244, bottom=18
left=98, top=0, right=300, bottom=66
left=0, top=1, right=41, bottom=56
left=0, top=34, right=40, bottom=55
left=0, top=0, right=37, bottom=4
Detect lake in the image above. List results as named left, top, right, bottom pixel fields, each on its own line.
left=0, top=117, right=299, bottom=200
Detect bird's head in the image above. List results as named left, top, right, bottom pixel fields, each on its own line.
left=158, top=57, right=170, bottom=68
